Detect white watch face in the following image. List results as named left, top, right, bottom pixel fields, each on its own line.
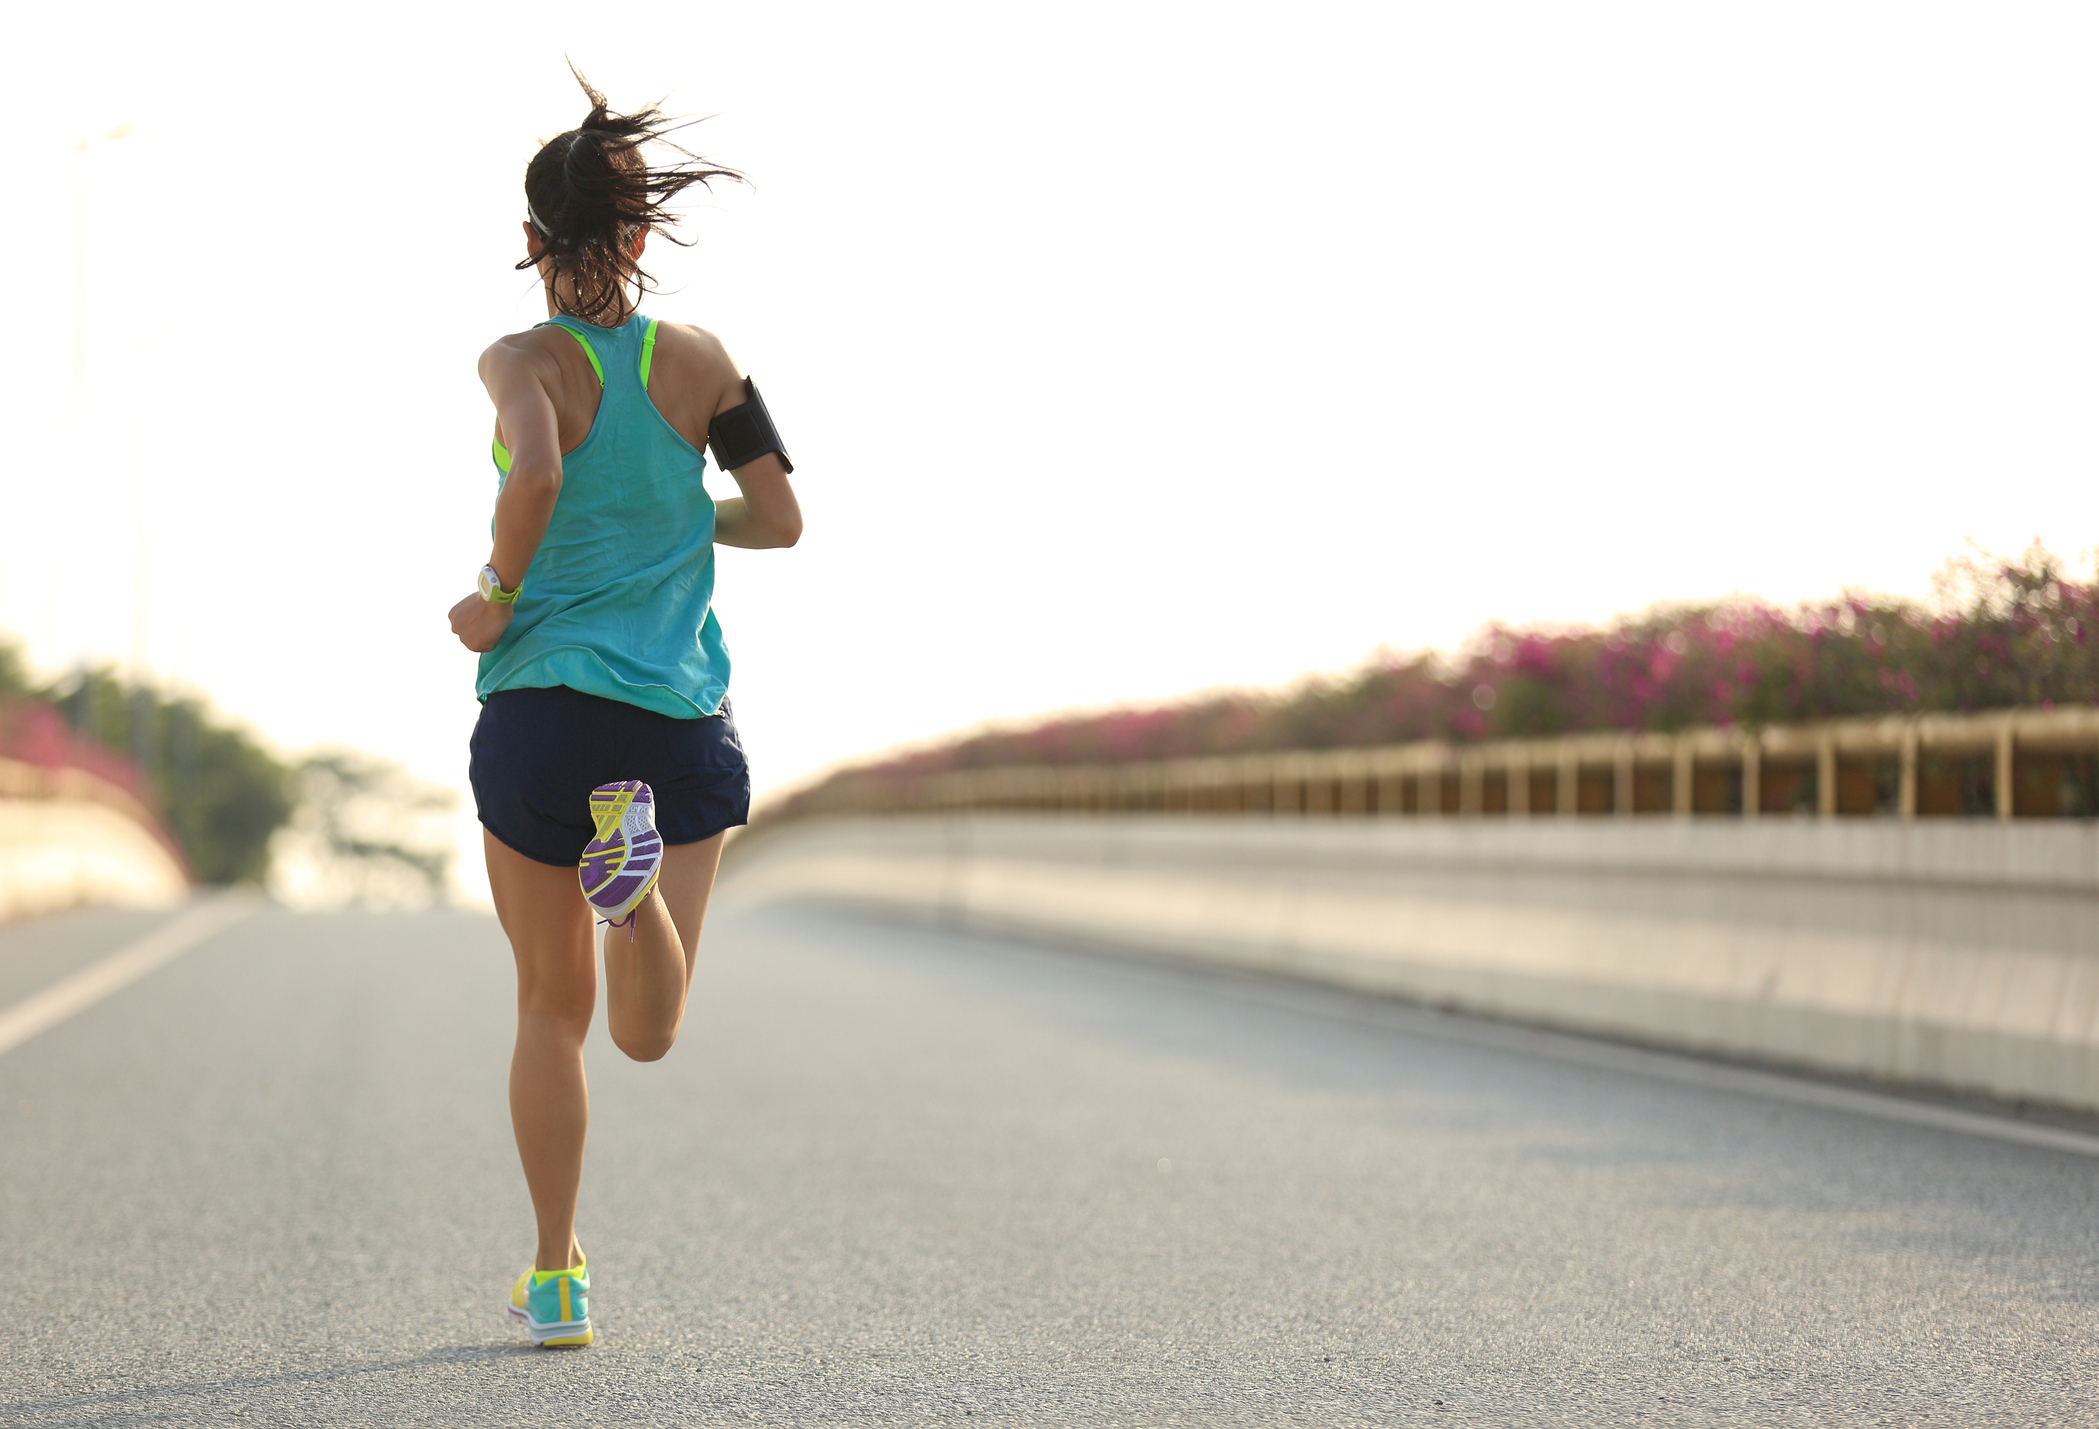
left=478, top=566, right=499, bottom=601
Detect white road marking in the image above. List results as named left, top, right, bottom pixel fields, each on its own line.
left=0, top=894, right=257, bottom=1058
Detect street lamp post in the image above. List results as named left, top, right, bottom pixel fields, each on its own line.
left=70, top=125, right=153, bottom=791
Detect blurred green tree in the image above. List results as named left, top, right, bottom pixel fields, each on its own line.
left=0, top=644, right=31, bottom=699
left=0, top=655, right=292, bottom=885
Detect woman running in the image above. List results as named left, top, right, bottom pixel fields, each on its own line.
left=448, top=75, right=802, bottom=1349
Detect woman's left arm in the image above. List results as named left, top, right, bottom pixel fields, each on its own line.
left=713, top=452, right=803, bottom=549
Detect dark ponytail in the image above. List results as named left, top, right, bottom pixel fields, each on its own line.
left=517, top=67, right=744, bottom=326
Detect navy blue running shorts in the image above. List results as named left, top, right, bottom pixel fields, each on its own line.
left=469, top=685, right=752, bottom=867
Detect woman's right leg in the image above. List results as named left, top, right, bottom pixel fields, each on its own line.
left=486, top=829, right=597, bottom=1272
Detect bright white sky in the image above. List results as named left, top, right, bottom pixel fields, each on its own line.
left=2, top=2, right=2095, bottom=903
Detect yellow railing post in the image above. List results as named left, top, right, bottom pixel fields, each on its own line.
left=1899, top=722, right=1918, bottom=821
left=1996, top=719, right=2015, bottom=821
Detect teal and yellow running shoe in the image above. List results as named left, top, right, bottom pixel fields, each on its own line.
left=507, top=1255, right=592, bottom=1347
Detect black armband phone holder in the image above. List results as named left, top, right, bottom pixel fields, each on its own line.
left=707, top=378, right=794, bottom=474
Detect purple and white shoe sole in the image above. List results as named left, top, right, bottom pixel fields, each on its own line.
left=580, top=781, right=663, bottom=924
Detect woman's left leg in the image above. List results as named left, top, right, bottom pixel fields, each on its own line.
left=600, top=833, right=726, bottom=1062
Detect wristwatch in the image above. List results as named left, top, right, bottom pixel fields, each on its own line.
left=477, top=565, right=522, bottom=605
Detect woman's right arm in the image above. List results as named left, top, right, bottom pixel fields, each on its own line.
left=448, top=337, right=567, bottom=652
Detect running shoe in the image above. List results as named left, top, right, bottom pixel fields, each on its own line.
left=580, top=780, right=663, bottom=926
left=507, top=1255, right=592, bottom=1347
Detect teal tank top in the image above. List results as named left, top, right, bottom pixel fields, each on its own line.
left=475, top=313, right=730, bottom=719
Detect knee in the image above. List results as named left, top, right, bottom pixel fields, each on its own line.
left=519, top=986, right=594, bottom=1042
left=612, top=1026, right=676, bottom=1064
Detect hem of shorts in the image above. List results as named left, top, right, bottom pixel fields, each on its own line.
left=660, top=810, right=751, bottom=847
left=480, top=812, right=749, bottom=865
left=478, top=815, right=582, bottom=870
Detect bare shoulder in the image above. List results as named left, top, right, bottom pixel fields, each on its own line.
left=478, top=327, right=571, bottom=387
left=646, top=321, right=749, bottom=431
left=653, top=322, right=740, bottom=383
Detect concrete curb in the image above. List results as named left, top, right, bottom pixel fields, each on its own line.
left=721, top=812, right=2099, bottom=1112
left=0, top=797, right=190, bottom=923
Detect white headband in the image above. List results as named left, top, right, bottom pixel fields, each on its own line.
left=525, top=199, right=644, bottom=247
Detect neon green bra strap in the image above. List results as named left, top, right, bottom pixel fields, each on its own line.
left=496, top=319, right=618, bottom=470
left=639, top=319, right=661, bottom=387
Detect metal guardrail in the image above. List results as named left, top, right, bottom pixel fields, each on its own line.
left=785, top=706, right=2099, bottom=823
left=0, top=756, right=161, bottom=827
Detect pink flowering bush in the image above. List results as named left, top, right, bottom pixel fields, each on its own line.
left=0, top=696, right=150, bottom=796
left=779, top=545, right=2098, bottom=814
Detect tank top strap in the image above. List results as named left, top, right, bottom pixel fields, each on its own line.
left=538, top=314, right=661, bottom=391
left=537, top=316, right=607, bottom=387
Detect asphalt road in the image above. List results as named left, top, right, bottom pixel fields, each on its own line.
left=2, top=898, right=2097, bottom=1426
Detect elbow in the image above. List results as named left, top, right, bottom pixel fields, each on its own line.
left=752, top=502, right=801, bottom=549
left=509, top=462, right=562, bottom=501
